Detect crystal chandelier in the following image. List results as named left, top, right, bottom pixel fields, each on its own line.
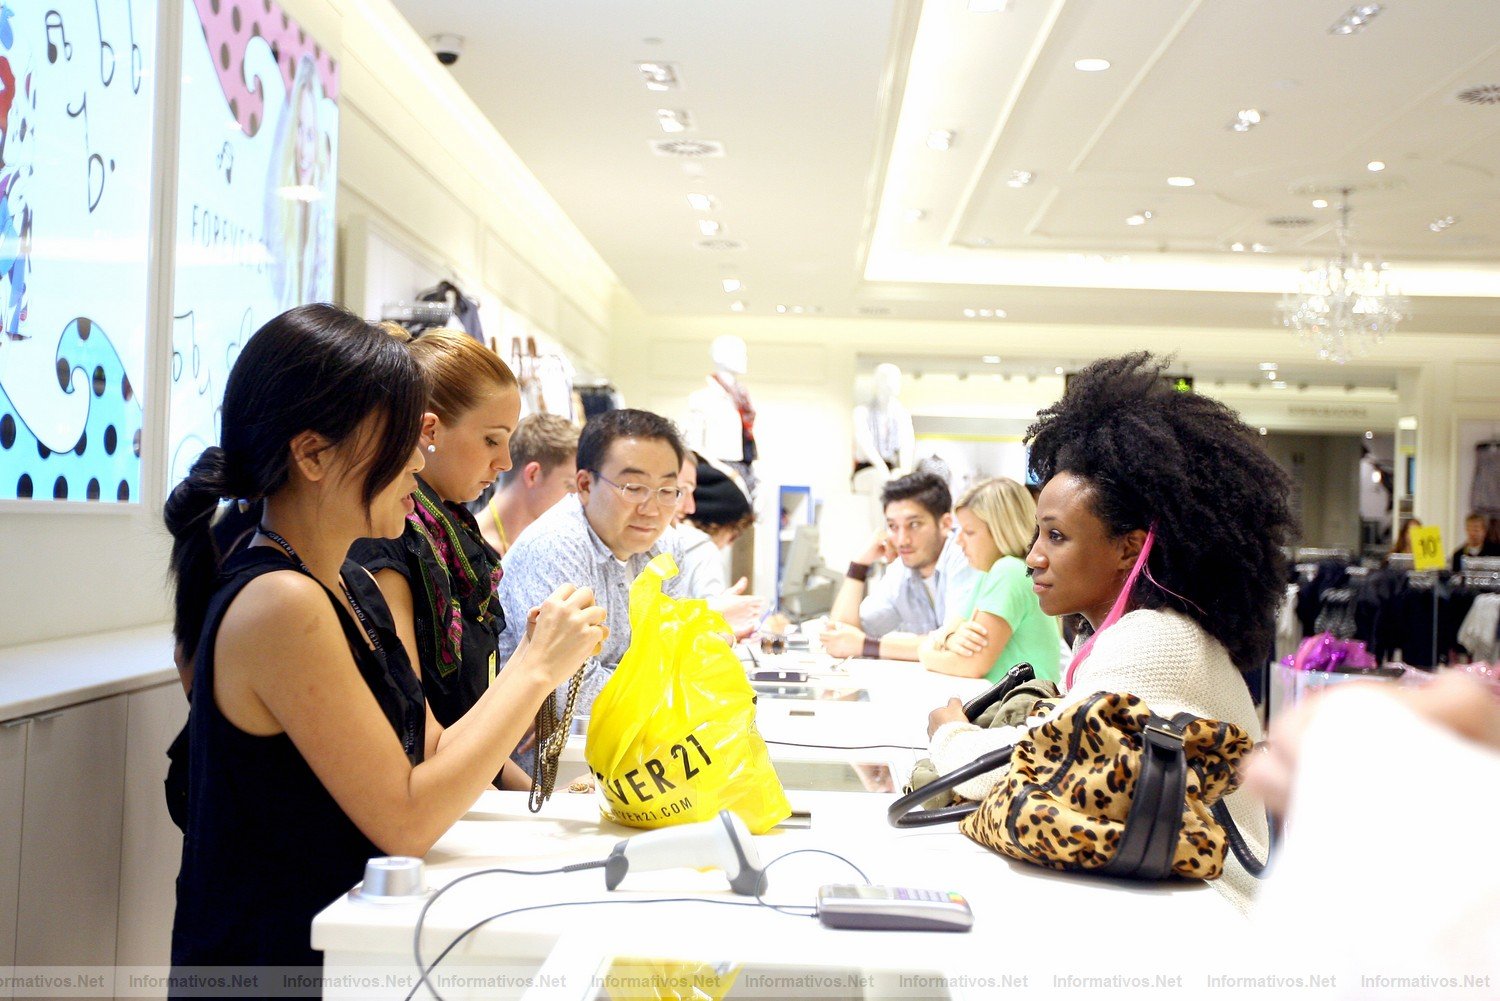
left=1277, top=189, right=1408, bottom=364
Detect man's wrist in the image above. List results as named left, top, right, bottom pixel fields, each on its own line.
left=846, top=561, right=872, bottom=582
left=862, top=636, right=881, bottom=659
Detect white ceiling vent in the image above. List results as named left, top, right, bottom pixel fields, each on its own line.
left=856, top=306, right=892, bottom=316
left=695, top=239, right=745, bottom=251
left=650, top=139, right=726, bottom=158
left=1456, top=84, right=1500, bottom=105
left=1266, top=216, right=1315, bottom=228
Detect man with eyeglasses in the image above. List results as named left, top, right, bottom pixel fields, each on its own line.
left=496, top=408, right=693, bottom=722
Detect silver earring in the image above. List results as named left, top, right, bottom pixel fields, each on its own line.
left=427, top=444, right=436, bottom=453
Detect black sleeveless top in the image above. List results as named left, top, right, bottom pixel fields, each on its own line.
left=350, top=476, right=505, bottom=728
left=169, top=547, right=425, bottom=976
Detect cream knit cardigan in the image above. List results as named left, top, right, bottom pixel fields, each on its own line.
left=928, top=607, right=1270, bottom=914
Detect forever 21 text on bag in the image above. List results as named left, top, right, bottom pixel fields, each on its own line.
left=585, top=554, right=791, bottom=834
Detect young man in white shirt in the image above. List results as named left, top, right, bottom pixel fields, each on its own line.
left=822, top=471, right=976, bottom=660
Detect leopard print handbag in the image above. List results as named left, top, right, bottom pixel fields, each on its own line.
left=889, top=691, right=1267, bottom=881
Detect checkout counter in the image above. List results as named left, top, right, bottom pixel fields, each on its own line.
left=311, top=644, right=1235, bottom=999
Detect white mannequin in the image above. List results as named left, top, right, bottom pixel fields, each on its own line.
left=852, top=363, right=916, bottom=486
left=683, top=335, right=755, bottom=465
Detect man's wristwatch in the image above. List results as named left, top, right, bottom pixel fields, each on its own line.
left=861, top=636, right=881, bottom=659
left=846, top=561, right=871, bottom=582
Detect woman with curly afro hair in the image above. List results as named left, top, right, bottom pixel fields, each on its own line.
left=925, top=352, right=1295, bottom=913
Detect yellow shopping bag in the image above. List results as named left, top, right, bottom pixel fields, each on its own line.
left=596, top=958, right=742, bottom=1001
left=585, top=554, right=791, bottom=834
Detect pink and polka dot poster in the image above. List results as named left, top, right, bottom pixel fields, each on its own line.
left=0, top=1, right=157, bottom=503
left=168, top=0, right=338, bottom=488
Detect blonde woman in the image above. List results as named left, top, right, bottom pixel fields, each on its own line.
left=918, top=477, right=1060, bottom=683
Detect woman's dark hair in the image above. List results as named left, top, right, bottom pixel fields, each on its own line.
left=1025, top=352, right=1296, bottom=673
left=164, top=303, right=427, bottom=652
left=687, top=457, right=754, bottom=532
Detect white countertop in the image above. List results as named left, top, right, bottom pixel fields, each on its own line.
left=0, top=623, right=177, bottom=720
left=313, top=790, right=1232, bottom=999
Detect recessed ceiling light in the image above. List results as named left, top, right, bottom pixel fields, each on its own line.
left=1230, top=242, right=1246, bottom=252
left=1429, top=215, right=1459, bottom=232
left=1166, top=176, right=1195, bottom=187
left=1054, top=366, right=1065, bottom=376
left=1074, top=58, right=1111, bottom=72
left=1366, top=160, right=1386, bottom=172
left=1311, top=198, right=1329, bottom=209
left=1266, top=370, right=1278, bottom=380
left=698, top=219, right=722, bottom=237
left=657, top=109, right=692, bottom=134
left=981, top=355, right=1002, bottom=363
left=729, top=300, right=746, bottom=313
left=637, top=62, right=680, bottom=91
left=775, top=305, right=787, bottom=314
left=1229, top=109, right=1263, bottom=132
left=926, top=130, right=955, bottom=151
left=1329, top=3, right=1383, bottom=35
left=963, top=309, right=977, bottom=318
left=1259, top=427, right=1268, bottom=435
left=967, top=0, right=1012, bottom=11
left=1006, top=170, right=1034, bottom=188
left=905, top=208, right=927, bottom=222
left=721, top=278, right=742, bottom=293
left=1251, top=243, right=1273, bottom=253
left=686, top=193, right=715, bottom=211
left=1125, top=211, right=1153, bottom=226
left=1364, top=430, right=1374, bottom=439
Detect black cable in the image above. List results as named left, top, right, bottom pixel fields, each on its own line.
left=754, top=848, right=870, bottom=916
left=403, top=848, right=870, bottom=1001
left=406, top=896, right=812, bottom=1001
left=407, top=863, right=603, bottom=1001
left=764, top=739, right=925, bottom=752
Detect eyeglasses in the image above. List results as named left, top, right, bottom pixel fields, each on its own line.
left=591, top=472, right=683, bottom=508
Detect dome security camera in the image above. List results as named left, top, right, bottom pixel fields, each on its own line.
left=428, top=34, right=465, bottom=66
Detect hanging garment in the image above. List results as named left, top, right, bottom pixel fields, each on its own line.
left=864, top=401, right=910, bottom=467
left=418, top=281, right=484, bottom=342
left=711, top=372, right=758, bottom=462
left=1465, top=594, right=1500, bottom=662
left=1275, top=584, right=1301, bottom=661
left=1473, top=442, right=1500, bottom=520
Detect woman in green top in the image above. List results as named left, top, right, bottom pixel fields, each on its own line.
left=918, top=477, right=1061, bottom=683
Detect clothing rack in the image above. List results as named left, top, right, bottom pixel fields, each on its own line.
left=1295, top=546, right=1355, bottom=563
left=1462, top=556, right=1500, bottom=574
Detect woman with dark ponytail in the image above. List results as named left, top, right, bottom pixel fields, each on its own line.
left=165, top=304, right=605, bottom=978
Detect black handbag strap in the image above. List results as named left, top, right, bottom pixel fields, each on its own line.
left=960, top=663, right=1036, bottom=722
left=887, top=744, right=1014, bottom=828
left=1099, top=713, right=1188, bottom=879
left=1182, top=711, right=1271, bottom=880
left=1212, top=799, right=1270, bottom=878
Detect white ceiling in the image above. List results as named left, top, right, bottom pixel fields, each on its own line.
left=390, top=0, right=1500, bottom=342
